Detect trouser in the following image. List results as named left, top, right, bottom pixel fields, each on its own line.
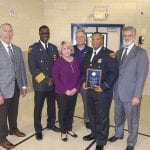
left=87, top=90, right=112, bottom=146
left=114, top=98, right=140, bottom=146
left=80, top=87, right=89, bottom=123
left=34, top=90, right=56, bottom=133
left=0, top=82, right=20, bottom=143
left=56, top=94, right=77, bottom=133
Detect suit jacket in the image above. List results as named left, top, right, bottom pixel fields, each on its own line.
left=28, top=41, right=59, bottom=91
left=82, top=46, right=119, bottom=91
left=0, top=41, right=27, bottom=98
left=114, top=45, right=149, bottom=101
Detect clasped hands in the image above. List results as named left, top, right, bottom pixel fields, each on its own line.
left=65, top=88, right=77, bottom=96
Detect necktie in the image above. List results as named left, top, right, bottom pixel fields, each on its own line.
left=92, top=52, right=97, bottom=63
left=45, top=43, right=48, bottom=54
left=121, top=48, right=128, bottom=64
left=8, top=46, right=15, bottom=64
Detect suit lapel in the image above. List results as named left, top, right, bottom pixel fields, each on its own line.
left=117, top=48, right=124, bottom=64
left=121, top=45, right=137, bottom=66
left=0, top=41, right=10, bottom=58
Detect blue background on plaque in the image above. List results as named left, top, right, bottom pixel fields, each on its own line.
left=87, top=69, right=101, bottom=88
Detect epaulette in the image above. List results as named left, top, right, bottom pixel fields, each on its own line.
left=109, top=52, right=116, bottom=58
left=28, top=46, right=32, bottom=53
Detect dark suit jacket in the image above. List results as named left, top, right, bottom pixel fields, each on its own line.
left=28, top=41, right=59, bottom=91
left=82, top=46, right=119, bottom=91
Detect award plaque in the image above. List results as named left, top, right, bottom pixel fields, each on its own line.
left=86, top=69, right=102, bottom=88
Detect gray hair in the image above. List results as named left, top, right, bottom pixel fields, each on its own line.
left=122, top=26, right=136, bottom=36
left=75, top=28, right=86, bottom=35
left=0, top=23, right=13, bottom=32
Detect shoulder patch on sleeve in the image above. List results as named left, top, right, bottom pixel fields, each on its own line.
left=109, top=52, right=116, bottom=58
left=28, top=47, right=32, bottom=53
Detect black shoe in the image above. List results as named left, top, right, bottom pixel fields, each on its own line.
left=83, top=134, right=95, bottom=141
left=95, top=145, right=104, bottom=150
left=47, top=125, right=60, bottom=132
left=35, top=132, right=43, bottom=140
left=67, top=131, right=78, bottom=138
left=61, top=133, right=68, bottom=142
left=108, top=135, right=123, bottom=142
left=9, top=129, right=26, bottom=137
left=85, top=122, right=90, bottom=129
left=126, top=146, right=134, bottom=150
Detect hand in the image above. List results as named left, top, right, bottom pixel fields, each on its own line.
left=70, top=88, right=77, bottom=96
left=94, top=86, right=103, bottom=93
left=65, top=90, right=72, bottom=96
left=132, top=97, right=140, bottom=106
left=0, top=94, right=4, bottom=105
left=21, top=88, right=27, bottom=97
left=47, top=78, right=53, bottom=86
left=83, top=82, right=88, bottom=90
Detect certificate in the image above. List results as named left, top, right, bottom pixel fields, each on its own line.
left=86, top=69, right=102, bottom=88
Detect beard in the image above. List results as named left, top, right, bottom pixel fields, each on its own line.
left=123, top=39, right=133, bottom=47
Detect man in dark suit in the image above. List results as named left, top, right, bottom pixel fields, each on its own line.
left=108, top=26, right=149, bottom=150
left=0, top=23, right=27, bottom=149
left=82, top=32, right=119, bottom=150
left=73, top=28, right=92, bottom=129
left=28, top=25, right=60, bottom=140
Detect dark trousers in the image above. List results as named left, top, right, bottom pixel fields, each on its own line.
left=57, top=94, right=77, bottom=134
left=87, top=90, right=112, bottom=146
left=34, top=90, right=56, bottom=133
left=0, top=83, right=20, bottom=143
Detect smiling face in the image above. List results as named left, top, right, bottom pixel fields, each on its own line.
left=123, top=30, right=135, bottom=47
left=0, top=23, right=13, bottom=44
left=61, top=45, right=72, bottom=57
left=76, top=31, right=86, bottom=46
left=39, top=27, right=50, bottom=43
left=92, top=33, right=103, bottom=50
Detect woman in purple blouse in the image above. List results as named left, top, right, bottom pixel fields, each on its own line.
left=52, top=41, right=81, bottom=141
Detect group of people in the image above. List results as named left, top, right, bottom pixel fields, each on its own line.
left=0, top=23, right=149, bottom=150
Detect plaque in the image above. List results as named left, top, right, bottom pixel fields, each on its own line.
left=86, top=69, right=102, bottom=88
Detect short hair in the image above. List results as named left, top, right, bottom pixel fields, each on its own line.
left=92, top=32, right=104, bottom=42
left=59, top=41, right=74, bottom=55
left=39, top=25, right=49, bottom=32
left=122, top=26, right=136, bottom=36
left=75, top=28, right=86, bottom=35
left=0, top=23, right=13, bottom=32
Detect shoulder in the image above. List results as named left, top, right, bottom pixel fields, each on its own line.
left=85, top=45, right=92, bottom=51
left=74, top=57, right=80, bottom=63
left=28, top=42, right=39, bottom=53
left=49, top=43, right=58, bottom=49
left=12, top=44, right=23, bottom=56
left=12, top=44, right=21, bottom=51
left=103, top=47, right=117, bottom=59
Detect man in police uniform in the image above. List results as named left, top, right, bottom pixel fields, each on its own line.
left=82, top=32, right=119, bottom=150
left=28, top=25, right=60, bottom=140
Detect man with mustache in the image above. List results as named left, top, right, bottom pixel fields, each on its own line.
left=108, top=26, right=149, bottom=150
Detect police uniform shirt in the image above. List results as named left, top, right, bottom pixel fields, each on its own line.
left=90, top=46, right=102, bottom=62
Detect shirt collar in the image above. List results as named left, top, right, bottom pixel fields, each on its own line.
left=0, top=40, right=12, bottom=51
left=93, top=45, right=102, bottom=54
left=40, top=40, right=48, bottom=49
left=125, top=43, right=134, bottom=54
